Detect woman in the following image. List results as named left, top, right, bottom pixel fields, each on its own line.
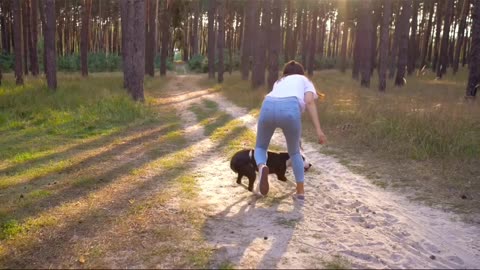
left=255, top=60, right=327, bottom=201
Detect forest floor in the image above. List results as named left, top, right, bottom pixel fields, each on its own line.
left=1, top=72, right=479, bottom=268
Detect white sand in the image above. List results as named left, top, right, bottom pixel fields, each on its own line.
left=164, top=75, right=480, bottom=269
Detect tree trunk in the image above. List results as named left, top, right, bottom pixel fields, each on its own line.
left=217, top=0, right=225, bottom=83
left=432, top=0, right=444, bottom=71
left=252, top=0, right=269, bottom=89
left=22, top=0, right=30, bottom=76
left=340, top=19, right=349, bottom=72
left=407, top=0, right=419, bottom=75
left=453, top=0, right=470, bottom=74
left=241, top=0, right=257, bottom=80
left=359, top=0, right=373, bottom=87
left=389, top=2, right=401, bottom=79
left=192, top=0, right=200, bottom=57
left=395, top=0, right=412, bottom=86
left=301, top=3, right=308, bottom=66
left=81, top=0, right=92, bottom=77
left=160, top=0, right=170, bottom=76
left=379, top=0, right=391, bottom=91
left=44, top=0, right=57, bottom=89
left=466, top=0, right=479, bottom=98
left=268, top=0, right=282, bottom=89
left=208, top=0, right=216, bottom=79
left=284, top=0, right=292, bottom=62
left=420, top=1, right=435, bottom=69
left=120, top=0, right=130, bottom=87
left=292, top=3, right=302, bottom=59
left=29, top=0, right=39, bottom=75
left=352, top=19, right=360, bottom=80
left=307, top=3, right=318, bottom=76
left=437, top=0, right=453, bottom=78
left=145, top=0, right=156, bottom=76
left=122, top=0, right=145, bottom=101
left=12, top=0, right=23, bottom=85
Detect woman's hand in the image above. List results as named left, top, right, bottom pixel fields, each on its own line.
left=316, top=129, right=327, bottom=145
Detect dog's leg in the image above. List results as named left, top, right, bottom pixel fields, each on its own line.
left=236, top=174, right=243, bottom=184
left=277, top=166, right=288, bottom=181
left=246, top=171, right=256, bottom=192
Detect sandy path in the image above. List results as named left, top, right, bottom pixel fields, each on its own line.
left=163, top=75, right=480, bottom=269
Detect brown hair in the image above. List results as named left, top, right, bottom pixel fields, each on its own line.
left=282, top=60, right=305, bottom=76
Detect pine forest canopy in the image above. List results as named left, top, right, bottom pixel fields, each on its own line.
left=0, top=0, right=478, bottom=98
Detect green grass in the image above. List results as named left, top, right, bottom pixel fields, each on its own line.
left=218, top=69, right=480, bottom=215
left=322, top=255, right=352, bottom=269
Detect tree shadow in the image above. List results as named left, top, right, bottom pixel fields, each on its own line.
left=205, top=190, right=303, bottom=269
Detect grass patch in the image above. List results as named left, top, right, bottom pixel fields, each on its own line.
left=218, top=260, right=236, bottom=269
left=0, top=220, right=23, bottom=240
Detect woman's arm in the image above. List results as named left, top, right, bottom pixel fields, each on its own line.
left=305, top=92, right=327, bottom=144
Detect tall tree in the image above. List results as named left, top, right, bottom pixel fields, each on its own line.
left=395, top=0, right=412, bottom=86
left=241, top=0, right=256, bottom=80
left=44, top=0, right=57, bottom=89
left=437, top=0, right=454, bottom=78
left=466, top=0, right=479, bottom=98
left=300, top=2, right=308, bottom=66
left=29, top=0, right=39, bottom=76
left=359, top=0, right=373, bottom=87
left=268, top=0, right=282, bottom=89
left=192, top=0, right=200, bottom=57
left=432, top=0, right=444, bottom=72
left=160, top=0, right=170, bottom=76
left=252, top=0, right=269, bottom=89
left=339, top=2, right=349, bottom=73
left=284, top=0, right=293, bottom=62
left=379, top=0, right=391, bottom=91
left=122, top=0, right=145, bottom=101
left=307, top=2, right=319, bottom=76
left=407, top=0, right=419, bottom=75
left=12, top=0, right=23, bottom=85
left=453, top=0, right=470, bottom=74
left=22, top=0, right=30, bottom=75
left=207, top=0, right=216, bottom=79
left=145, top=0, right=157, bottom=76
left=81, top=0, right=92, bottom=77
left=420, top=1, right=435, bottom=69
left=217, top=0, right=225, bottom=83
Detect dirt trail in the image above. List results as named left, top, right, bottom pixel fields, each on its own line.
left=164, top=75, right=480, bottom=269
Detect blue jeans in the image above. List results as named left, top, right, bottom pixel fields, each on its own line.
left=255, top=96, right=304, bottom=183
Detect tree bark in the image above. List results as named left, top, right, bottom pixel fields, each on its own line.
left=252, top=0, right=269, bottom=89
left=268, top=0, right=282, bottom=89
left=420, top=0, right=434, bottom=69
left=160, top=0, right=170, bottom=76
left=407, top=0, right=419, bottom=75
left=217, top=0, right=225, bottom=83
left=389, top=2, right=401, bottom=79
left=192, top=0, right=200, bottom=57
left=437, top=0, right=453, bottom=78
left=22, top=0, right=30, bottom=75
left=208, top=0, right=216, bottom=79
left=81, top=0, right=92, bottom=77
left=340, top=17, right=349, bottom=72
left=307, top=2, right=318, bottom=76
left=432, top=0, right=444, bottom=72
left=395, top=0, right=412, bottom=86
left=44, top=0, right=57, bottom=89
left=453, top=0, right=470, bottom=74
left=379, top=0, right=391, bottom=91
left=292, top=3, right=302, bottom=59
left=359, top=0, right=373, bottom=87
left=120, top=0, right=130, bottom=88
left=284, top=0, right=292, bottom=62
left=12, top=0, right=23, bottom=85
left=122, top=0, right=145, bottom=101
left=145, top=0, right=156, bottom=76
left=466, top=0, right=479, bottom=98
left=29, top=0, right=39, bottom=75
left=241, top=0, right=256, bottom=80
left=352, top=19, right=360, bottom=80
left=301, top=2, right=308, bottom=66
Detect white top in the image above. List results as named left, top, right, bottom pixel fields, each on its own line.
left=266, top=74, right=318, bottom=111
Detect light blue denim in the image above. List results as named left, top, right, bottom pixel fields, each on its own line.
left=254, top=96, right=304, bottom=183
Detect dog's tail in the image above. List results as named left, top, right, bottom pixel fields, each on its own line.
left=229, top=158, right=237, bottom=173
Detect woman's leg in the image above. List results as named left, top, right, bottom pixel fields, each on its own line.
left=277, top=103, right=304, bottom=194
left=254, top=100, right=276, bottom=195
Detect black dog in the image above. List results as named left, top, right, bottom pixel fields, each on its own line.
left=230, top=149, right=312, bottom=192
